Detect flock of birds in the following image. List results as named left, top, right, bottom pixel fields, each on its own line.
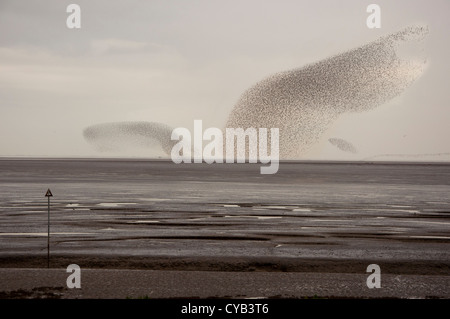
left=84, top=25, right=429, bottom=160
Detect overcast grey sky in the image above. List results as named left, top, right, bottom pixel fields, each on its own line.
left=0, top=0, right=449, bottom=160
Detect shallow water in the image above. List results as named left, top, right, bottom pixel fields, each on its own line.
left=0, top=158, right=449, bottom=263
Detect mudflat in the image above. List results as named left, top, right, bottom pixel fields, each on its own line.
left=0, top=159, right=449, bottom=298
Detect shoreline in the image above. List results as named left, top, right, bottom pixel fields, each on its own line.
left=1, top=255, right=449, bottom=276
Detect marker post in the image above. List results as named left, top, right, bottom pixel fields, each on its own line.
left=45, top=189, right=53, bottom=268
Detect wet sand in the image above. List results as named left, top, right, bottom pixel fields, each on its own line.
left=1, top=268, right=449, bottom=299
left=0, top=159, right=449, bottom=298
